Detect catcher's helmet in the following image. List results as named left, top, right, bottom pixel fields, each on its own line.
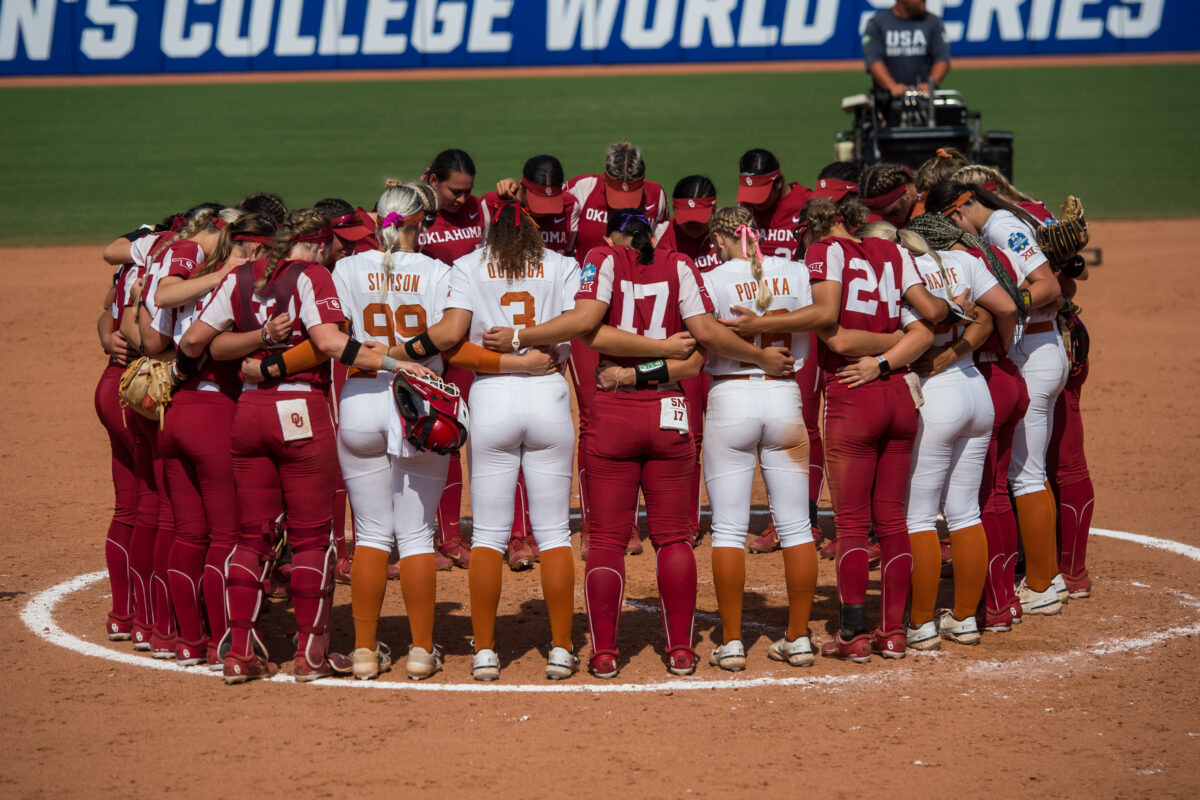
left=391, top=371, right=469, bottom=455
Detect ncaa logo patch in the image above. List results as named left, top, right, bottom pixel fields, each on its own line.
left=1008, top=231, right=1031, bottom=252
left=580, top=263, right=598, bottom=283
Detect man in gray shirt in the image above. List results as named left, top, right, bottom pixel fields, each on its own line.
left=862, top=0, right=951, bottom=97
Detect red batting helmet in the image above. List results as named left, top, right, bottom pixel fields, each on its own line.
left=391, top=371, right=469, bottom=455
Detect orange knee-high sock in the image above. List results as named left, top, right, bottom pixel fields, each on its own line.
left=468, top=548, right=504, bottom=651
left=908, top=529, right=942, bottom=627
left=538, top=547, right=575, bottom=650
left=399, top=553, right=437, bottom=652
left=781, top=542, right=818, bottom=641
left=1015, top=488, right=1057, bottom=592
left=949, top=524, right=988, bottom=622
left=711, top=547, right=745, bottom=643
left=351, top=546, right=390, bottom=650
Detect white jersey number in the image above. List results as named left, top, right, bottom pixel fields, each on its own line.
left=617, top=280, right=669, bottom=339
left=845, top=258, right=900, bottom=318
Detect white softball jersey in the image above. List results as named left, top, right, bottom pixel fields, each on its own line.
left=700, top=255, right=813, bottom=378
left=912, top=250, right=999, bottom=372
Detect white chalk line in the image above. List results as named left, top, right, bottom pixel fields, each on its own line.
left=19, top=527, right=1200, bottom=694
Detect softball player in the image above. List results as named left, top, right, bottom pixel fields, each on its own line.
left=179, top=209, right=408, bottom=684
left=481, top=208, right=793, bottom=678
left=928, top=180, right=1068, bottom=616
left=656, top=175, right=719, bottom=547
left=736, top=149, right=824, bottom=554
left=859, top=162, right=919, bottom=229
left=421, top=200, right=581, bottom=680
left=484, top=154, right=577, bottom=256
left=859, top=221, right=1013, bottom=648
left=906, top=212, right=1031, bottom=631
left=95, top=267, right=140, bottom=641
left=700, top=206, right=820, bottom=670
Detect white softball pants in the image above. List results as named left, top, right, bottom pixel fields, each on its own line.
left=1008, top=329, right=1069, bottom=497
left=467, top=373, right=575, bottom=553
left=702, top=378, right=812, bottom=549
left=906, top=365, right=995, bottom=533
left=337, top=376, right=447, bottom=558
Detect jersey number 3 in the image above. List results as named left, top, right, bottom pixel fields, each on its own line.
left=500, top=291, right=536, bottom=328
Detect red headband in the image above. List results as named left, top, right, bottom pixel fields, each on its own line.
left=233, top=234, right=274, bottom=246
left=292, top=226, right=333, bottom=244
left=982, top=180, right=998, bottom=193
left=213, top=216, right=228, bottom=230
left=861, top=183, right=909, bottom=211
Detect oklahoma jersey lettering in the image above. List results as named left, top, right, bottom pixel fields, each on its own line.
left=480, top=190, right=578, bottom=255
left=419, top=195, right=487, bottom=265
left=806, top=236, right=923, bottom=372
left=748, top=183, right=813, bottom=261
left=332, top=249, right=451, bottom=374
left=447, top=245, right=580, bottom=366
left=655, top=220, right=720, bottom=272
left=568, top=175, right=668, bottom=264
left=702, top=255, right=813, bottom=377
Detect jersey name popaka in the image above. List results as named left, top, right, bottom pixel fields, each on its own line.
left=447, top=245, right=580, bottom=367
left=702, top=255, right=813, bottom=377
left=332, top=250, right=451, bottom=374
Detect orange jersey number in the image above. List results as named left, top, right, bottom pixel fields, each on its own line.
left=362, top=302, right=428, bottom=347
left=500, top=291, right=536, bottom=328
left=738, top=309, right=790, bottom=367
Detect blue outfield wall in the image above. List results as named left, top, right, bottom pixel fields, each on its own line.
left=1, top=0, right=1197, bottom=76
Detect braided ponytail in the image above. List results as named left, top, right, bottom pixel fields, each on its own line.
left=255, top=208, right=329, bottom=293
left=711, top=206, right=771, bottom=311
left=906, top=212, right=1028, bottom=326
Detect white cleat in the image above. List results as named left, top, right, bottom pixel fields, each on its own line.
left=471, top=648, right=500, bottom=682
left=709, top=640, right=747, bottom=672
left=1017, top=579, right=1063, bottom=616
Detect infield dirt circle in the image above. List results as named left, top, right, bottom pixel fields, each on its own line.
left=2, top=220, right=1198, bottom=796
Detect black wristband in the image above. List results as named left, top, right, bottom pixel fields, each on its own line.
left=260, top=353, right=286, bottom=380
left=339, top=337, right=362, bottom=367
left=121, top=226, right=154, bottom=242
left=174, top=348, right=201, bottom=378
left=634, top=359, right=671, bottom=387
left=1060, top=255, right=1086, bottom=279
left=404, top=331, right=438, bottom=361
left=938, top=301, right=960, bottom=326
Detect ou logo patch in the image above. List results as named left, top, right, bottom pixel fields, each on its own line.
left=545, top=187, right=553, bottom=196
left=688, top=199, right=696, bottom=207
left=621, top=182, right=630, bottom=191
left=290, top=413, right=303, bottom=427
left=745, top=177, right=753, bottom=186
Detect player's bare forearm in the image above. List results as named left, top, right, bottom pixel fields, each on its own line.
left=686, top=313, right=766, bottom=365
left=884, top=320, right=935, bottom=369
left=820, top=325, right=898, bottom=357
left=154, top=272, right=226, bottom=311
left=210, top=330, right=267, bottom=360
left=427, top=309, right=472, bottom=352
left=486, top=300, right=607, bottom=351
left=102, top=237, right=134, bottom=266
left=1024, top=265, right=1063, bottom=310
left=583, top=325, right=695, bottom=359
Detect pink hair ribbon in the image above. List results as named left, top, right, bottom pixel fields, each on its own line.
left=734, top=224, right=762, bottom=261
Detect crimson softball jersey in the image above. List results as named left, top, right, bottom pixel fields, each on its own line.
left=568, top=175, right=667, bottom=263
left=419, top=195, right=485, bottom=265
left=748, top=183, right=813, bottom=261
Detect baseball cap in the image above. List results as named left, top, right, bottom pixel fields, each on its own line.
left=673, top=196, right=716, bottom=225
left=521, top=177, right=564, bottom=215
left=604, top=173, right=645, bottom=208
left=736, top=169, right=780, bottom=205
left=813, top=178, right=859, bottom=203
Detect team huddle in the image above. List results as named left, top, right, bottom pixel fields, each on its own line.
left=92, top=141, right=1095, bottom=683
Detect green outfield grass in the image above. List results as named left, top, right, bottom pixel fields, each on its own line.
left=1, top=62, right=1196, bottom=246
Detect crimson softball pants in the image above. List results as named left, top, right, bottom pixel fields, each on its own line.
left=568, top=340, right=601, bottom=530
left=679, top=371, right=709, bottom=532
left=94, top=364, right=136, bottom=626
left=583, top=392, right=697, bottom=659
left=160, top=388, right=239, bottom=647
left=1049, top=361, right=1093, bottom=579
left=797, top=334, right=826, bottom=513
left=224, top=391, right=337, bottom=661
left=824, top=374, right=918, bottom=635
left=130, top=412, right=175, bottom=642
left=977, top=357, right=1030, bottom=611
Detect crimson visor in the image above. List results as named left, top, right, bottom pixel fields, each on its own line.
left=673, top=196, right=716, bottom=225
left=521, top=178, right=564, bottom=215
left=736, top=170, right=779, bottom=205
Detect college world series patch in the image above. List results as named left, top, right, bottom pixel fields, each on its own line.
left=1008, top=231, right=1031, bottom=252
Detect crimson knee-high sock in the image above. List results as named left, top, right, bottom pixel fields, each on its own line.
left=576, top=446, right=591, bottom=533
left=332, top=473, right=350, bottom=560
left=1057, top=478, right=1095, bottom=578
left=151, top=527, right=177, bottom=638
left=877, top=534, right=912, bottom=634
left=997, top=502, right=1021, bottom=603
left=980, top=508, right=1009, bottom=612
left=167, top=540, right=207, bottom=643
left=203, top=543, right=233, bottom=645
left=835, top=531, right=871, bottom=607
left=583, top=548, right=625, bottom=655
left=105, top=520, right=134, bottom=619
left=225, top=546, right=266, bottom=658
left=438, top=453, right=463, bottom=546
left=290, top=547, right=334, bottom=667
left=655, top=541, right=697, bottom=653
left=510, top=472, right=533, bottom=539
left=130, top=522, right=156, bottom=627
left=688, top=452, right=702, bottom=531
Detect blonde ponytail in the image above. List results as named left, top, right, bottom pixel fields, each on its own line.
left=710, top=206, right=771, bottom=311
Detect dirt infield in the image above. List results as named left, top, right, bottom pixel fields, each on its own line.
left=3, top=52, right=1198, bottom=88
left=2, top=220, right=1199, bottom=796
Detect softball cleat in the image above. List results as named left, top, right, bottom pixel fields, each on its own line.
left=351, top=643, right=393, bottom=681
left=709, top=640, right=747, bottom=672
left=767, top=634, right=815, bottom=667
left=938, top=611, right=981, bottom=645
left=905, top=620, right=941, bottom=651
left=1016, top=579, right=1063, bottom=616
left=406, top=645, right=444, bottom=680
left=471, top=648, right=500, bottom=682
left=545, top=646, right=579, bottom=680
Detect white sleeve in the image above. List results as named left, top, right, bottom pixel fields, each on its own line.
left=797, top=263, right=814, bottom=307
left=198, top=272, right=237, bottom=331
left=561, top=256, right=580, bottom=312
left=991, top=214, right=1048, bottom=274
left=445, top=258, right=474, bottom=312
left=966, top=254, right=998, bottom=300
left=824, top=243, right=845, bottom=284
left=129, top=235, right=157, bottom=267
left=430, top=264, right=453, bottom=324
left=295, top=273, right=324, bottom=331
left=676, top=260, right=710, bottom=319
left=332, top=264, right=352, bottom=308
left=593, top=255, right=615, bottom=304
left=899, top=247, right=924, bottom=293
left=900, top=301, right=922, bottom=328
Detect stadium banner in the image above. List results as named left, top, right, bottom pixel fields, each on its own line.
left=1, top=0, right=1195, bottom=76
